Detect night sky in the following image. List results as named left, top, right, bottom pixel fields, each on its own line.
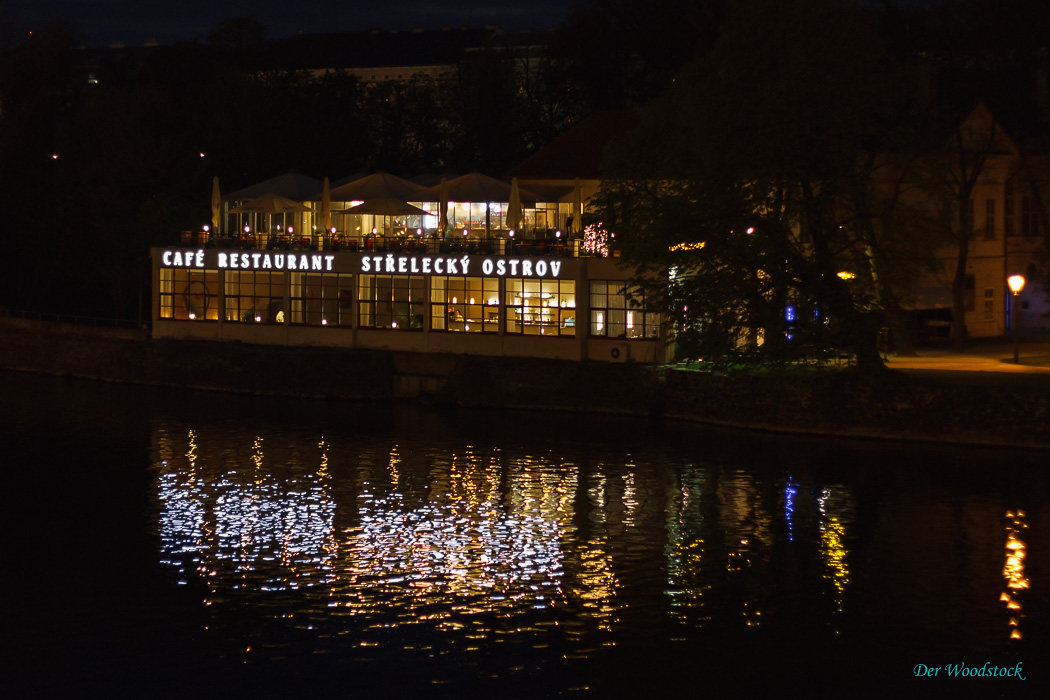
left=15, top=0, right=583, bottom=48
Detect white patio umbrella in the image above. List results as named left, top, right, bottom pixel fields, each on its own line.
left=229, top=194, right=311, bottom=237
left=321, top=177, right=332, bottom=232
left=438, top=177, right=449, bottom=234
left=344, top=197, right=430, bottom=217
left=210, top=176, right=222, bottom=234
left=507, top=177, right=524, bottom=232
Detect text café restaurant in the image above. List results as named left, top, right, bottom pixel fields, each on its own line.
left=150, top=173, right=666, bottom=364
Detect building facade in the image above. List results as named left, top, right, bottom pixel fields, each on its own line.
left=152, top=245, right=666, bottom=364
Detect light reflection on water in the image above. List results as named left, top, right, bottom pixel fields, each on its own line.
left=146, top=410, right=1048, bottom=694
left=5, top=373, right=1047, bottom=695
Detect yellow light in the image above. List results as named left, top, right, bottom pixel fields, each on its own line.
left=669, top=242, right=705, bottom=252
left=1008, top=274, right=1025, bottom=294
left=837, top=271, right=856, bottom=280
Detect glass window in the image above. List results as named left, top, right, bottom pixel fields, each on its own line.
left=291, top=273, right=353, bottom=326
left=431, top=276, right=499, bottom=332
left=159, top=269, right=219, bottom=321
left=505, top=279, right=575, bottom=336
left=225, top=271, right=286, bottom=323
left=590, top=281, right=660, bottom=339
left=358, top=275, right=425, bottom=330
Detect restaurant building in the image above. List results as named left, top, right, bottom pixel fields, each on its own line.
left=152, top=108, right=665, bottom=363
left=151, top=244, right=665, bottom=364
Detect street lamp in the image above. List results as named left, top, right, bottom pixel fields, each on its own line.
left=1008, top=274, right=1026, bottom=363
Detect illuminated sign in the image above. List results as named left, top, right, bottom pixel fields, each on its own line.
left=159, top=249, right=564, bottom=278
left=161, top=249, right=206, bottom=268
left=217, top=252, right=336, bottom=271
left=362, top=254, right=562, bottom=278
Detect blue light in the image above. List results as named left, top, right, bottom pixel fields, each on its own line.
left=785, top=480, right=797, bottom=542
left=785, top=305, right=795, bottom=322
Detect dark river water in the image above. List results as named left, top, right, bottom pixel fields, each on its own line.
left=4, top=370, right=1048, bottom=698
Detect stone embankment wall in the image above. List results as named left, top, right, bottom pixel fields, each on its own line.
left=2, top=318, right=1047, bottom=449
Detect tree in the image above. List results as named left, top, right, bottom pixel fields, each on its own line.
left=597, top=0, right=926, bottom=372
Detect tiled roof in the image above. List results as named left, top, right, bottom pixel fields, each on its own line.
left=504, top=110, right=640, bottom=180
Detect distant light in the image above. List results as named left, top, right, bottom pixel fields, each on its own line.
left=51, top=153, right=59, bottom=160
left=321, top=318, right=328, bottom=325
left=1008, top=274, right=1026, bottom=294
left=199, top=152, right=205, bottom=158
left=417, top=228, right=422, bottom=236
left=837, top=271, right=855, bottom=280
left=463, top=229, right=468, bottom=237
left=254, top=315, right=261, bottom=323
left=556, top=230, right=562, bottom=238
left=188, top=312, right=196, bottom=320
left=288, top=226, right=293, bottom=234
left=244, top=225, right=250, bottom=233
left=747, top=227, right=755, bottom=234
left=203, top=225, right=210, bottom=232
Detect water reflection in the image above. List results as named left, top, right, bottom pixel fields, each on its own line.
left=1002, top=509, right=1029, bottom=641
left=144, top=413, right=1047, bottom=688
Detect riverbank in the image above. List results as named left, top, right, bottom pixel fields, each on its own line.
left=2, top=317, right=1048, bottom=450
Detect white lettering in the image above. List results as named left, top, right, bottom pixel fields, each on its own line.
left=325, top=255, right=335, bottom=271
left=275, top=254, right=285, bottom=269
left=262, top=255, right=272, bottom=269
left=229, top=253, right=239, bottom=268
left=422, top=257, right=432, bottom=273
left=460, top=255, right=471, bottom=275
left=535, top=260, right=547, bottom=277
left=482, top=259, right=494, bottom=275
left=311, top=255, right=322, bottom=270
left=446, top=258, right=459, bottom=274
left=550, top=260, right=562, bottom=278
left=496, top=259, right=506, bottom=276
left=162, top=251, right=173, bottom=266
left=522, top=260, right=533, bottom=277
left=288, top=255, right=297, bottom=270
left=252, top=253, right=262, bottom=269
left=509, top=259, right=519, bottom=276
left=385, top=254, right=394, bottom=273
left=217, top=252, right=228, bottom=268
left=434, top=257, right=444, bottom=274
left=411, top=257, right=419, bottom=273
left=398, top=256, right=407, bottom=273
left=373, top=256, right=382, bottom=271
left=173, top=251, right=185, bottom=266
left=300, top=254, right=309, bottom=270
left=194, top=250, right=205, bottom=267
left=240, top=253, right=249, bottom=269
left=361, top=256, right=371, bottom=272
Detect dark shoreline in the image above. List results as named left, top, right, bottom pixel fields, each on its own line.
left=2, top=317, right=1048, bottom=450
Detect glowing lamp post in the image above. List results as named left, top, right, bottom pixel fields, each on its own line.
left=1008, top=274, right=1025, bottom=364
